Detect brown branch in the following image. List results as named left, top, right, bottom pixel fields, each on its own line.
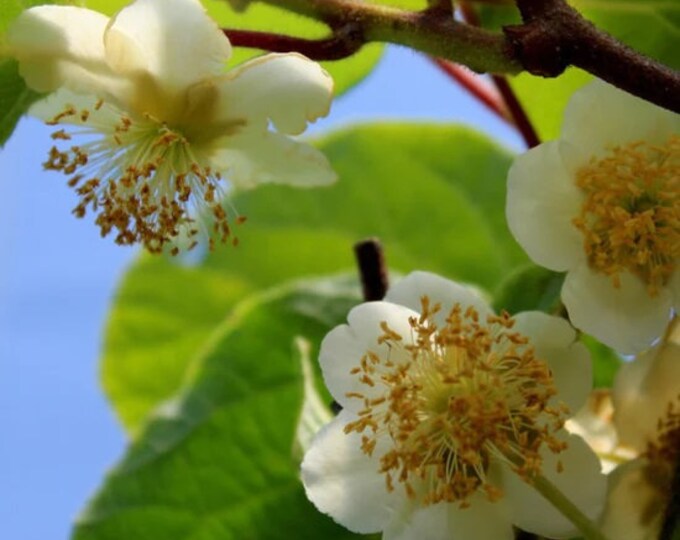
left=354, top=238, right=389, bottom=302
left=506, top=0, right=680, bottom=113
left=223, top=26, right=363, bottom=61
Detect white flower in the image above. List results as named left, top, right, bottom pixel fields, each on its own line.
left=506, top=80, right=680, bottom=354
left=599, top=319, right=680, bottom=540
left=8, top=0, right=335, bottom=253
left=302, top=271, right=606, bottom=540
left=566, top=320, right=680, bottom=540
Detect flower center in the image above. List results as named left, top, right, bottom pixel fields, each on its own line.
left=572, top=136, right=679, bottom=294
left=43, top=99, right=245, bottom=254
left=344, top=298, right=567, bottom=507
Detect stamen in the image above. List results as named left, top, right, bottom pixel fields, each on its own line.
left=42, top=99, right=246, bottom=254
left=345, top=297, right=567, bottom=507
left=573, top=136, right=679, bottom=294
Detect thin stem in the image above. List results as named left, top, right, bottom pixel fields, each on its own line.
left=491, top=75, right=540, bottom=148
left=223, top=27, right=363, bottom=60
left=354, top=238, right=389, bottom=301
left=459, top=0, right=540, bottom=148
left=429, top=57, right=513, bottom=123
left=531, top=473, right=610, bottom=540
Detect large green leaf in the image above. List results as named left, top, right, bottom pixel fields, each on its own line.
left=103, top=123, right=526, bottom=435
left=83, top=0, right=425, bottom=96
left=74, top=276, right=365, bottom=540
left=0, top=59, right=41, bottom=146
left=479, top=0, right=679, bottom=140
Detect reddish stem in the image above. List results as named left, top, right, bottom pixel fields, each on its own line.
left=459, top=0, right=541, bottom=148
left=429, top=58, right=513, bottom=123
left=223, top=26, right=363, bottom=61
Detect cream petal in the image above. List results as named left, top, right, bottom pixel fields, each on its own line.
left=600, top=459, right=664, bottom=540
left=29, top=87, right=122, bottom=126
left=562, top=265, right=673, bottom=354
left=7, top=6, right=130, bottom=101
left=513, top=311, right=591, bottom=414
left=104, top=0, right=231, bottom=92
left=499, top=434, right=607, bottom=538
left=301, top=409, right=401, bottom=533
left=214, top=53, right=333, bottom=135
left=561, top=80, right=680, bottom=166
left=612, top=338, right=680, bottom=452
left=385, top=271, right=493, bottom=327
left=384, top=496, right=513, bottom=540
left=506, top=140, right=584, bottom=272
left=210, top=130, right=336, bottom=188
left=319, top=302, right=419, bottom=410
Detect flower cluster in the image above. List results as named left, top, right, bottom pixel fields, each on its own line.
left=9, top=0, right=335, bottom=253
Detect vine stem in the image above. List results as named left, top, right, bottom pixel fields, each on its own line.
left=237, top=0, right=680, bottom=112
left=531, top=473, right=610, bottom=540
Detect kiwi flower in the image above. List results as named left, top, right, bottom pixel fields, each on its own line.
left=302, top=272, right=606, bottom=539
left=8, top=0, right=335, bottom=253
left=507, top=81, right=679, bottom=353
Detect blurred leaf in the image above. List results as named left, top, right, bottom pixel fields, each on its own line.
left=0, top=59, right=41, bottom=147
left=73, top=276, right=366, bottom=540
left=581, top=334, right=623, bottom=388
left=102, top=123, right=526, bottom=435
left=492, top=263, right=565, bottom=315
left=83, top=0, right=425, bottom=96
left=478, top=0, right=679, bottom=140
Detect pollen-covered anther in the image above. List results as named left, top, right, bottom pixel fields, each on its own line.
left=573, top=136, right=680, bottom=294
left=41, top=100, right=243, bottom=254
left=344, top=297, right=567, bottom=506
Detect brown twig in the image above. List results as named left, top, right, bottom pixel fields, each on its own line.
left=506, top=0, right=680, bottom=113
left=354, top=238, right=389, bottom=302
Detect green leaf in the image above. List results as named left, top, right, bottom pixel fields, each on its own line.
left=478, top=1, right=679, bottom=140
left=581, top=334, right=622, bottom=388
left=0, top=58, right=41, bottom=146
left=73, top=276, right=366, bottom=540
left=103, top=123, right=526, bottom=435
left=492, top=263, right=565, bottom=315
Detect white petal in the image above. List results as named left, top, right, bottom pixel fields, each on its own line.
left=600, top=459, right=664, bottom=540
left=513, top=311, right=591, bottom=414
left=215, top=53, right=333, bottom=135
left=104, top=0, right=231, bottom=92
left=384, top=496, right=513, bottom=540
left=210, top=130, right=336, bottom=188
left=562, top=265, right=673, bottom=354
left=506, top=141, right=584, bottom=271
left=499, top=434, right=607, bottom=538
left=385, top=271, right=493, bottom=327
left=301, top=409, right=402, bottom=533
left=319, top=302, right=419, bottom=409
left=29, top=87, right=121, bottom=126
left=7, top=6, right=130, bottom=101
left=561, top=80, right=680, bottom=165
left=612, top=339, right=680, bottom=452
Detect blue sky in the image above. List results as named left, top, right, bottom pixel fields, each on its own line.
left=0, top=46, right=522, bottom=540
